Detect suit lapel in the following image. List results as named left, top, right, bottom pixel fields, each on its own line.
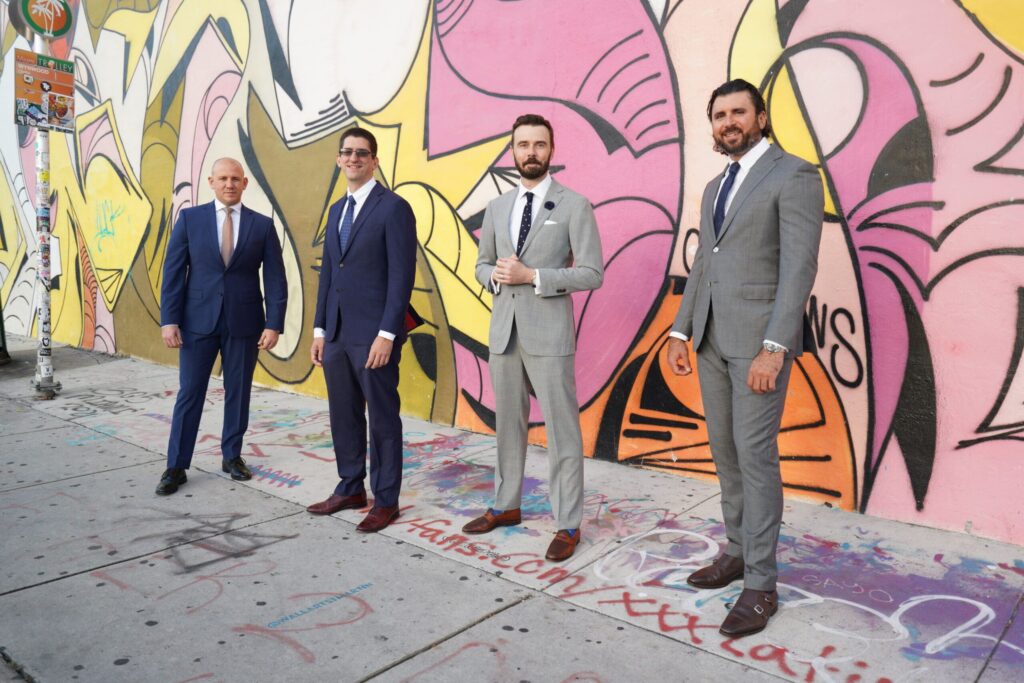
left=519, top=179, right=562, bottom=257
left=324, top=200, right=341, bottom=263
left=204, top=203, right=225, bottom=269
left=716, top=144, right=782, bottom=242
left=342, top=183, right=384, bottom=259
left=495, top=188, right=518, bottom=255
left=702, top=174, right=722, bottom=236
left=226, top=205, right=254, bottom=269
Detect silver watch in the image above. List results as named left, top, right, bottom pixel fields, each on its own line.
left=763, top=341, right=786, bottom=354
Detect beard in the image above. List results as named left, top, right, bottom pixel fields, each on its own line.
left=515, top=155, right=550, bottom=180
left=713, top=127, right=762, bottom=156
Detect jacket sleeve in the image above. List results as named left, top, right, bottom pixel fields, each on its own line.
left=764, top=163, right=824, bottom=348
left=475, top=202, right=499, bottom=294
left=380, top=197, right=417, bottom=336
left=160, top=211, right=190, bottom=326
left=533, top=198, right=604, bottom=296
left=313, top=211, right=333, bottom=331
left=261, top=218, right=288, bottom=332
left=671, top=229, right=707, bottom=339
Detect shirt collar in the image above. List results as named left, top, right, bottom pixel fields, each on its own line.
left=215, top=199, right=241, bottom=213
left=347, top=178, right=377, bottom=205
left=517, top=174, right=553, bottom=203
left=731, top=136, right=770, bottom=174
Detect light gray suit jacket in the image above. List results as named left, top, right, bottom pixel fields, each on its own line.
left=672, top=144, right=824, bottom=358
left=476, top=178, right=604, bottom=356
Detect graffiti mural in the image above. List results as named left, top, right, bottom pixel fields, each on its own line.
left=1, top=0, right=1021, bottom=542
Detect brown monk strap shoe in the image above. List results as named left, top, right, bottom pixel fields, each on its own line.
left=306, top=493, right=367, bottom=515
left=462, top=508, right=522, bottom=534
left=545, top=529, right=582, bottom=562
left=356, top=506, right=400, bottom=533
left=719, top=589, right=778, bottom=637
left=687, top=553, right=745, bottom=589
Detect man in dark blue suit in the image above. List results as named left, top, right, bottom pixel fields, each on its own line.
left=307, top=128, right=418, bottom=533
left=156, top=157, right=287, bottom=495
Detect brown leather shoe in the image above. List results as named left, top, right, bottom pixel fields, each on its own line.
left=356, top=506, right=400, bottom=533
left=545, top=529, right=582, bottom=562
left=719, top=589, right=778, bottom=637
left=306, top=493, right=367, bottom=515
left=687, top=553, right=745, bottom=589
left=462, top=508, right=522, bottom=534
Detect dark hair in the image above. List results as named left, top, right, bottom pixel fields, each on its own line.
left=706, top=79, right=772, bottom=138
left=512, top=114, right=554, bottom=147
left=339, top=127, right=377, bottom=156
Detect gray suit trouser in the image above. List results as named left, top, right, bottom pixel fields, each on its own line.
left=697, top=314, right=793, bottom=592
left=490, top=324, right=584, bottom=530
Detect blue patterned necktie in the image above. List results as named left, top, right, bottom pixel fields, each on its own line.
left=516, top=191, right=534, bottom=255
left=339, top=195, right=356, bottom=253
left=713, top=162, right=741, bottom=238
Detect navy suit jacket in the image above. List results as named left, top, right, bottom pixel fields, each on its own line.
left=161, top=202, right=287, bottom=337
left=314, top=183, right=417, bottom=346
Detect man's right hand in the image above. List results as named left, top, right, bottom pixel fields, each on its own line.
left=162, top=325, right=182, bottom=349
left=310, top=337, right=325, bottom=367
left=667, top=337, right=692, bottom=376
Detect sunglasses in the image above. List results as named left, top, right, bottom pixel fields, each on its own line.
left=338, top=149, right=373, bottom=159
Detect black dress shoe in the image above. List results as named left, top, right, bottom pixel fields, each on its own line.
left=222, top=457, right=252, bottom=481
left=156, top=468, right=187, bottom=496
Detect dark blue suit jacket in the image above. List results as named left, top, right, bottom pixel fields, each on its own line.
left=314, top=183, right=417, bottom=345
left=161, top=202, right=287, bottom=337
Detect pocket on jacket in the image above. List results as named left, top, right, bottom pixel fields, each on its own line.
left=741, top=283, right=777, bottom=300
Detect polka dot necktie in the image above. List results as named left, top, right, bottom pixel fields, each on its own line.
left=516, top=191, right=534, bottom=256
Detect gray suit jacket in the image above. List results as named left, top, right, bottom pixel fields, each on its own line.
left=672, top=144, right=824, bottom=358
left=476, top=178, right=604, bottom=356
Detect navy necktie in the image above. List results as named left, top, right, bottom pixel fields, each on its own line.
left=516, top=191, right=534, bottom=255
left=339, top=195, right=356, bottom=253
left=713, top=162, right=741, bottom=238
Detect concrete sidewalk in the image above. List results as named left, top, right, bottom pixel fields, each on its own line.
left=0, top=337, right=1022, bottom=683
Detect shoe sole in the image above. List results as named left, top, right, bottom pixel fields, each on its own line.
left=687, top=574, right=744, bottom=589
left=307, top=502, right=367, bottom=515
left=463, top=519, right=521, bottom=535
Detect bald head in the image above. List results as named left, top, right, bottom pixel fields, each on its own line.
left=208, top=157, right=248, bottom=206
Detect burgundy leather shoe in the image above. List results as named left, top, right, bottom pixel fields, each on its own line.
left=545, top=529, right=582, bottom=562
left=356, top=506, right=400, bottom=533
left=462, top=508, right=522, bottom=534
left=306, top=493, right=367, bottom=515
left=687, top=553, right=745, bottom=589
left=720, top=589, right=778, bottom=637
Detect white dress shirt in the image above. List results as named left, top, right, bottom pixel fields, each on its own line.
left=491, top=174, right=552, bottom=295
left=313, top=179, right=398, bottom=341
left=670, top=138, right=786, bottom=351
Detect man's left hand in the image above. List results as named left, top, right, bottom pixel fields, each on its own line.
left=747, top=348, right=784, bottom=394
left=258, top=328, right=280, bottom=351
left=366, top=336, right=394, bottom=369
left=494, top=256, right=535, bottom=285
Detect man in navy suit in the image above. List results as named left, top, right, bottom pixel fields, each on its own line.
left=307, top=128, right=418, bottom=533
left=157, top=157, right=288, bottom=495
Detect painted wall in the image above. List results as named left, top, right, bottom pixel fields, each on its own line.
left=1, top=0, right=1022, bottom=543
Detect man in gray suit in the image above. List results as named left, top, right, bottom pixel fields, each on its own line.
left=463, top=114, right=604, bottom=562
left=667, top=79, right=823, bottom=636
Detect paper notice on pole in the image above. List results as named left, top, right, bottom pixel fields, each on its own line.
left=13, top=49, right=75, bottom=132
left=49, top=233, right=61, bottom=279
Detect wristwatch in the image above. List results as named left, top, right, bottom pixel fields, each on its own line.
left=763, top=340, right=786, bottom=354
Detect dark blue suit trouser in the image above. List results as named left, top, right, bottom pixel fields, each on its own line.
left=322, top=332, right=404, bottom=507
left=166, top=315, right=259, bottom=469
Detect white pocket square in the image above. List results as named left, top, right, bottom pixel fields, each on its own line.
left=543, top=219, right=558, bottom=225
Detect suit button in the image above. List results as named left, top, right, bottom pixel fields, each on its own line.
left=712, top=247, right=719, bottom=253
left=339, top=262, right=345, bottom=268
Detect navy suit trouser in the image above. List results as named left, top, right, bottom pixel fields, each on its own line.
left=166, top=315, right=259, bottom=469
left=323, top=331, right=404, bottom=507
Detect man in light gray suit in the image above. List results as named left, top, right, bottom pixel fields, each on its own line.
left=667, top=79, right=823, bottom=637
left=463, top=114, right=604, bottom=562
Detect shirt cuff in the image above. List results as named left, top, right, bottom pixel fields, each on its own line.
left=764, top=338, right=789, bottom=352
left=532, top=269, right=541, bottom=294
left=378, top=330, right=396, bottom=341
left=313, top=327, right=325, bottom=339
left=669, top=331, right=689, bottom=341
left=490, top=272, right=501, bottom=295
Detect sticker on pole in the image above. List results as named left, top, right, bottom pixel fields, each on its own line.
left=14, top=48, right=75, bottom=132
left=17, top=0, right=74, bottom=39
